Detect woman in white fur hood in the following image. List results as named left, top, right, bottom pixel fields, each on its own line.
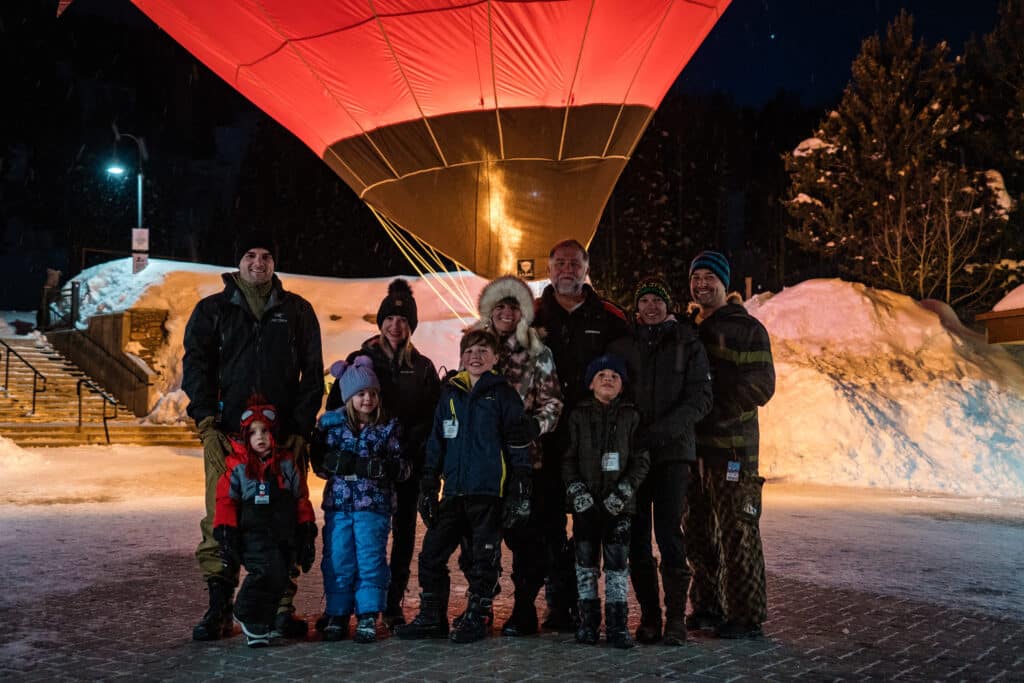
left=462, top=275, right=564, bottom=636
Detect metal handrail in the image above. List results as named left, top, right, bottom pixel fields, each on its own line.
left=0, top=339, right=48, bottom=415
left=77, top=378, right=118, bottom=443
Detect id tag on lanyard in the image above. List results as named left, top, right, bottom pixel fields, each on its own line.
left=443, top=418, right=459, bottom=439
left=726, top=460, right=741, bottom=483
left=255, top=481, right=270, bottom=505
left=601, top=452, right=620, bottom=472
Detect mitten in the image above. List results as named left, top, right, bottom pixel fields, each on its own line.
left=502, top=468, right=533, bottom=528
left=295, top=521, right=317, bottom=573
left=418, top=473, right=441, bottom=528
left=566, top=481, right=595, bottom=513
left=213, top=524, right=241, bottom=572
left=602, top=480, right=634, bottom=517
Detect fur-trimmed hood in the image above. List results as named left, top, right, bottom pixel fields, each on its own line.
left=467, top=276, right=544, bottom=356
left=687, top=291, right=744, bottom=321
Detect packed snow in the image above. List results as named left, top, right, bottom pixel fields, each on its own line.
left=994, top=283, right=1024, bottom=312
left=3, top=259, right=1024, bottom=500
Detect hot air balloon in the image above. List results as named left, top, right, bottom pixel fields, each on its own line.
left=125, top=0, right=730, bottom=279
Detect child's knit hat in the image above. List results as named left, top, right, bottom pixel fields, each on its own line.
left=332, top=356, right=381, bottom=403
left=584, top=353, right=628, bottom=389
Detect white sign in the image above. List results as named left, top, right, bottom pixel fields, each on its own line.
left=131, top=228, right=149, bottom=252
left=132, top=252, right=149, bottom=274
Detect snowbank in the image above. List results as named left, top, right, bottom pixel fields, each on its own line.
left=994, top=283, right=1024, bottom=312
left=12, top=262, right=1024, bottom=499
left=751, top=279, right=1024, bottom=498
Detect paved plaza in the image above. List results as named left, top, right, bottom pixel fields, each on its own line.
left=2, top=539, right=1021, bottom=682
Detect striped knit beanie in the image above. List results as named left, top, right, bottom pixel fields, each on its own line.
left=689, top=250, right=730, bottom=288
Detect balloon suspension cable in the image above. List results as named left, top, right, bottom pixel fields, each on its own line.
left=370, top=207, right=479, bottom=324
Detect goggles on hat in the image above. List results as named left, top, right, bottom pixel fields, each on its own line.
left=240, top=406, right=277, bottom=427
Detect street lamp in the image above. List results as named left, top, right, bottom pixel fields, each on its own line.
left=107, top=124, right=150, bottom=273
left=107, top=123, right=148, bottom=229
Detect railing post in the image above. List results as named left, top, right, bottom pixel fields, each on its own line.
left=70, top=281, right=81, bottom=327
left=77, top=379, right=83, bottom=430
left=2, top=346, right=8, bottom=392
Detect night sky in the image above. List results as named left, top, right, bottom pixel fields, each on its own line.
left=680, top=0, right=1000, bottom=105
left=0, top=1, right=1008, bottom=309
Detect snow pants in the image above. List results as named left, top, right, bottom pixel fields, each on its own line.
left=684, top=457, right=767, bottom=624
left=418, top=496, right=502, bottom=598
left=385, top=475, right=419, bottom=612
left=322, top=509, right=392, bottom=616
left=573, top=510, right=631, bottom=603
left=234, top=532, right=292, bottom=626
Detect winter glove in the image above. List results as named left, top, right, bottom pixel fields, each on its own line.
left=354, top=457, right=400, bottom=480
left=566, top=481, right=595, bottom=513
left=281, top=433, right=308, bottom=470
left=295, top=521, right=318, bottom=573
left=213, top=524, right=241, bottom=573
left=602, top=480, right=635, bottom=517
left=418, top=474, right=441, bottom=529
left=502, top=468, right=533, bottom=528
left=322, top=450, right=359, bottom=477
left=309, top=437, right=330, bottom=479
left=508, top=415, right=542, bottom=445
left=198, top=416, right=231, bottom=476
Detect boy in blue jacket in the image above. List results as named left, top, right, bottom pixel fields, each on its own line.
left=397, top=328, right=531, bottom=644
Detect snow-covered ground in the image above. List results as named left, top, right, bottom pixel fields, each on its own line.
left=2, top=258, right=1023, bottom=499
left=2, top=442, right=1021, bottom=619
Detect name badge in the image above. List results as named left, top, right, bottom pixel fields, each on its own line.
left=726, top=460, right=741, bottom=482
left=443, top=419, right=459, bottom=439
left=601, top=452, right=620, bottom=472
left=255, top=482, right=270, bottom=505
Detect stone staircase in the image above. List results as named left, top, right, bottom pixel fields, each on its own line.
left=0, top=335, right=198, bottom=448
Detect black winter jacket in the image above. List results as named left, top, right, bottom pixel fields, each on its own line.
left=325, top=335, right=440, bottom=469
left=183, top=273, right=324, bottom=436
left=690, top=297, right=775, bottom=464
left=425, top=370, right=529, bottom=498
left=533, top=284, right=630, bottom=411
left=561, top=397, right=650, bottom=516
left=608, top=319, right=713, bottom=465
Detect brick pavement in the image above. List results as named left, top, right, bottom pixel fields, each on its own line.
left=1, top=544, right=1021, bottom=682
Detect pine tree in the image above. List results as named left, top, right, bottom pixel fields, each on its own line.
left=784, top=12, right=1005, bottom=306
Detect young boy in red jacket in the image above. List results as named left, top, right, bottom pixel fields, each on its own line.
left=214, top=396, right=317, bottom=647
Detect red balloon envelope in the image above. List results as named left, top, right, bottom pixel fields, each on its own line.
left=133, top=0, right=730, bottom=277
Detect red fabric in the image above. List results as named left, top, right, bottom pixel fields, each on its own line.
left=133, top=0, right=729, bottom=153
left=214, top=440, right=315, bottom=528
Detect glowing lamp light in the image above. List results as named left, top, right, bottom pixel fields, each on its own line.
left=106, top=165, right=126, bottom=176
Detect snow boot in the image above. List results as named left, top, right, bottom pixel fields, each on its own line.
left=235, top=618, right=271, bottom=648
left=605, top=602, right=635, bottom=649
left=574, top=599, right=601, bottom=645
left=715, top=619, right=763, bottom=639
left=661, top=566, right=689, bottom=645
left=685, top=610, right=724, bottom=632
left=272, top=609, right=309, bottom=639
left=192, top=578, right=234, bottom=641
left=501, top=598, right=539, bottom=637
left=450, top=594, right=492, bottom=644
left=396, top=590, right=450, bottom=640
left=354, top=613, right=378, bottom=643
left=383, top=581, right=407, bottom=628
left=318, top=614, right=351, bottom=642
left=630, top=561, right=662, bottom=644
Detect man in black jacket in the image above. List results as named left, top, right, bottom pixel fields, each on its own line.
left=183, top=230, right=323, bottom=641
left=533, top=239, right=630, bottom=630
left=609, top=276, right=712, bottom=645
left=684, top=250, right=775, bottom=640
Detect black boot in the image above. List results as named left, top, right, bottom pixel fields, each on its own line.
left=383, top=580, right=407, bottom=628
left=574, top=599, right=601, bottom=645
left=450, top=594, right=493, bottom=644
left=192, top=578, right=233, bottom=641
left=631, top=561, right=662, bottom=644
left=605, top=602, right=635, bottom=649
left=501, top=582, right=540, bottom=637
left=661, top=566, right=690, bottom=645
left=395, top=590, right=450, bottom=640
left=272, top=609, right=309, bottom=639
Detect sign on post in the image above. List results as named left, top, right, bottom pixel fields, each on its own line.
left=132, top=228, right=149, bottom=274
